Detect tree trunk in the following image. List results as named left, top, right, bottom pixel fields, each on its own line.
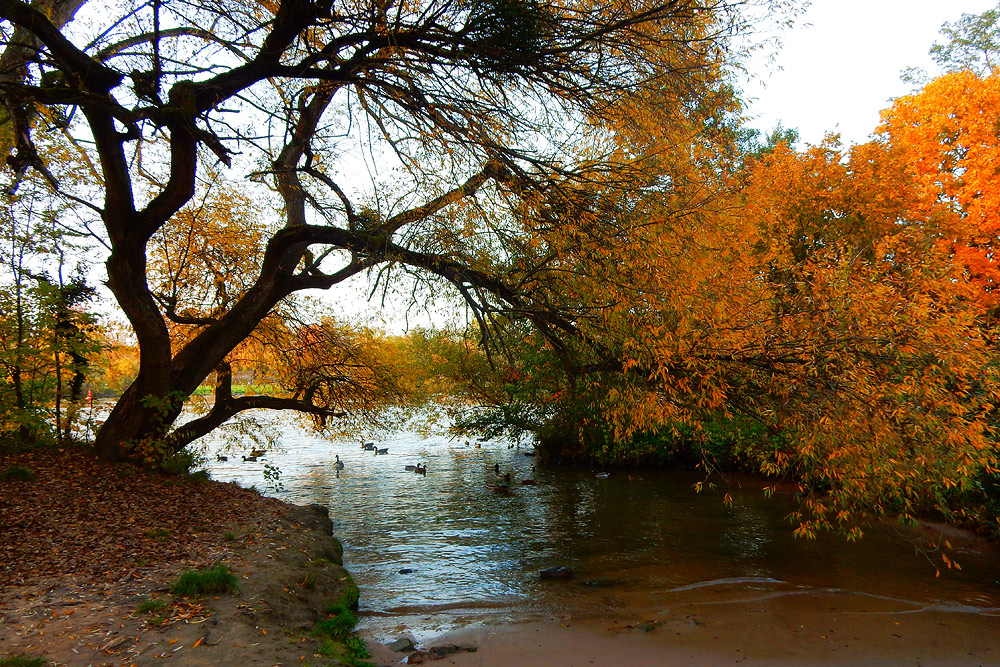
left=93, top=376, right=184, bottom=461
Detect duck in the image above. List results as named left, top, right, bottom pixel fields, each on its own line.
left=405, top=464, right=416, bottom=471
left=520, top=479, right=537, bottom=486
left=361, top=442, right=376, bottom=451
left=486, top=483, right=511, bottom=494
left=496, top=471, right=511, bottom=483
left=493, top=463, right=500, bottom=475
left=595, top=472, right=610, bottom=479
left=334, top=455, right=345, bottom=470
left=249, top=448, right=266, bottom=458
left=216, top=454, right=228, bottom=462
left=374, top=447, right=389, bottom=455
left=414, top=463, right=427, bottom=475
left=242, top=455, right=257, bottom=462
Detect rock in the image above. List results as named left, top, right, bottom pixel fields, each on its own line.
left=403, top=644, right=477, bottom=663
left=430, top=643, right=478, bottom=656
left=388, top=637, right=416, bottom=652
left=539, top=565, right=575, bottom=580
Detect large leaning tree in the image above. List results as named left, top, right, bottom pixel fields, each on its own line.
left=0, top=0, right=787, bottom=464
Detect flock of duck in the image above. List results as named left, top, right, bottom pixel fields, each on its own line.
left=334, top=441, right=543, bottom=492
left=225, top=441, right=616, bottom=488
left=215, top=447, right=267, bottom=463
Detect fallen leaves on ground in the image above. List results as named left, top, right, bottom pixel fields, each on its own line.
left=0, top=447, right=282, bottom=589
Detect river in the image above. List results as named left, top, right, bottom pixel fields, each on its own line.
left=195, top=411, right=1000, bottom=645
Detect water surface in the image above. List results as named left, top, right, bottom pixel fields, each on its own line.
left=199, top=412, right=1000, bottom=642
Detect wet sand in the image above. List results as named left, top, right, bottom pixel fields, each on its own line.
left=364, top=589, right=1000, bottom=666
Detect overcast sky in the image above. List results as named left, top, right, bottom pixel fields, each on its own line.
left=743, top=0, right=999, bottom=147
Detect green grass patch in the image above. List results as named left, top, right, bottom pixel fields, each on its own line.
left=1, top=466, right=34, bottom=482
left=0, top=655, right=48, bottom=667
left=223, top=531, right=236, bottom=541
left=136, top=598, right=167, bottom=614
left=144, top=529, right=171, bottom=541
left=316, top=640, right=343, bottom=659
left=170, top=565, right=239, bottom=597
left=313, top=582, right=370, bottom=666
left=313, top=605, right=357, bottom=639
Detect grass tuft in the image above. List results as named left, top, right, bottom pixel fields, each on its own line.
left=1, top=466, right=34, bottom=482
left=170, top=564, right=239, bottom=597
left=136, top=598, right=167, bottom=614
left=313, top=590, right=370, bottom=666
left=0, top=656, right=49, bottom=667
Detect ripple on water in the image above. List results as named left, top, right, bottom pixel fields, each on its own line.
left=195, top=411, right=1000, bottom=639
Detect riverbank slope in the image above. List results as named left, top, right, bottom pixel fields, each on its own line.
left=0, top=447, right=359, bottom=666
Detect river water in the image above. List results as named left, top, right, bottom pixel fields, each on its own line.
left=196, top=412, right=1000, bottom=643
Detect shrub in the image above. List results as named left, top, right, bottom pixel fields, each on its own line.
left=160, top=449, right=200, bottom=476
left=170, top=565, right=239, bottom=597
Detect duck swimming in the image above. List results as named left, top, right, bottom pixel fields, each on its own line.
left=334, top=455, right=345, bottom=470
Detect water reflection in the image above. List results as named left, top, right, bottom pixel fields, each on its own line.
left=199, top=411, right=1000, bottom=639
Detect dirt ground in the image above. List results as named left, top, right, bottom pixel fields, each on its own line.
left=0, top=448, right=359, bottom=667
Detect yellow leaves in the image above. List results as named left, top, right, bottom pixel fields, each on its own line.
left=941, top=552, right=962, bottom=572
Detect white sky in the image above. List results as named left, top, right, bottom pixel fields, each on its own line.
left=743, top=0, right=999, bottom=147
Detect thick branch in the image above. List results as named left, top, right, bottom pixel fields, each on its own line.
left=166, top=393, right=346, bottom=452
left=0, top=0, right=121, bottom=91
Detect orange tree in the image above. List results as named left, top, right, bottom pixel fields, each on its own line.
left=879, top=71, right=1000, bottom=312
left=446, top=131, right=999, bottom=533
left=733, top=139, right=997, bottom=534
left=0, top=0, right=796, bottom=464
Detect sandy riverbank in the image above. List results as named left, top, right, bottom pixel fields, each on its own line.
left=364, top=592, right=1000, bottom=666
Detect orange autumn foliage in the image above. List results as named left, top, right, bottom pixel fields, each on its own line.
left=499, top=131, right=1000, bottom=535
left=879, top=71, right=1000, bottom=308
left=734, top=138, right=998, bottom=534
